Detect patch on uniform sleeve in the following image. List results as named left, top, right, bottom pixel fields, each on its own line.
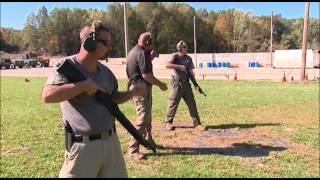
left=44, top=59, right=69, bottom=85
left=53, top=71, right=68, bottom=84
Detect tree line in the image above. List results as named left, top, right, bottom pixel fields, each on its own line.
left=1, top=2, right=319, bottom=57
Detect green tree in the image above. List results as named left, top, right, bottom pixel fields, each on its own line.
left=37, top=6, right=50, bottom=52
left=232, top=10, right=251, bottom=52
left=48, top=8, right=72, bottom=55
left=106, top=2, right=125, bottom=57
left=308, top=18, right=320, bottom=49
left=127, top=5, right=145, bottom=49
left=214, top=9, right=235, bottom=52
left=1, top=4, right=318, bottom=56
left=23, top=12, right=39, bottom=51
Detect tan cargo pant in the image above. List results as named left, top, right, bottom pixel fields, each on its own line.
left=165, top=79, right=201, bottom=125
left=59, top=133, right=128, bottom=178
left=128, top=81, right=154, bottom=154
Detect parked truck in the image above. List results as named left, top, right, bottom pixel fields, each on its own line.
left=16, top=51, right=50, bottom=68
left=0, top=59, right=15, bottom=69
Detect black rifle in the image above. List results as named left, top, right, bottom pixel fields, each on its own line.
left=187, top=70, right=207, bottom=97
left=56, top=59, right=156, bottom=154
left=183, top=57, right=206, bottom=97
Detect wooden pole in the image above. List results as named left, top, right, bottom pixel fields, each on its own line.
left=301, top=2, right=310, bottom=81
left=124, top=2, right=129, bottom=57
left=270, top=11, right=273, bottom=68
left=193, top=16, right=197, bottom=68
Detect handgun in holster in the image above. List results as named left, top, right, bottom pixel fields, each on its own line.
left=127, top=73, right=143, bottom=90
left=64, top=120, right=74, bottom=152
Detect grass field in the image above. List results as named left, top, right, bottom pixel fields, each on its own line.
left=0, top=76, right=319, bottom=178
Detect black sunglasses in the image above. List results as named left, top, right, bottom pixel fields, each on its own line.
left=97, top=39, right=112, bottom=46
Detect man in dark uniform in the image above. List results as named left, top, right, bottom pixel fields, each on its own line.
left=164, top=40, right=206, bottom=131
left=126, top=32, right=168, bottom=160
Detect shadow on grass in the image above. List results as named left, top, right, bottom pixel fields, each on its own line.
left=205, top=123, right=281, bottom=130
left=147, top=143, right=286, bottom=158
left=170, top=123, right=280, bottom=131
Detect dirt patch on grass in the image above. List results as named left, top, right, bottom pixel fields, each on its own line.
left=149, top=121, right=288, bottom=157
left=118, top=119, right=318, bottom=165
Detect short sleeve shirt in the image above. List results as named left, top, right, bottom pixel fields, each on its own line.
left=126, top=45, right=153, bottom=81
left=169, top=53, right=195, bottom=81
left=44, top=55, right=118, bottom=135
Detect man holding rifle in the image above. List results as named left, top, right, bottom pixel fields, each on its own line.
left=164, top=40, right=206, bottom=131
left=41, top=21, right=145, bottom=178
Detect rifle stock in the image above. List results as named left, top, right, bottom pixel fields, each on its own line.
left=56, top=59, right=156, bottom=154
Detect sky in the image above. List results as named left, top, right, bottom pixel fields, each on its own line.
left=1, top=2, right=319, bottom=30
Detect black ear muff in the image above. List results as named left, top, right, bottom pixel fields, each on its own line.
left=83, top=32, right=96, bottom=52
left=176, top=40, right=183, bottom=51
left=83, top=21, right=97, bottom=52
left=176, top=40, right=187, bottom=52
left=144, top=34, right=152, bottom=46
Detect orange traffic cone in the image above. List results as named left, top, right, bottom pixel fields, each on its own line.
left=282, top=71, right=287, bottom=82
left=234, top=71, right=238, bottom=81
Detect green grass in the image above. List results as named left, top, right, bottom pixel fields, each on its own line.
left=1, top=76, right=319, bottom=177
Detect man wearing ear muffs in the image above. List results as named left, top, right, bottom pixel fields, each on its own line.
left=164, top=40, right=206, bottom=131
left=41, top=21, right=147, bottom=177
left=126, top=32, right=168, bottom=160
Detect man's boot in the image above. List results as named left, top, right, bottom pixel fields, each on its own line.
left=193, top=120, right=207, bottom=131
left=165, top=122, right=175, bottom=131
left=128, top=152, right=146, bottom=160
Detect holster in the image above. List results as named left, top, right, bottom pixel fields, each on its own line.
left=64, top=120, right=74, bottom=152
left=127, top=74, right=143, bottom=90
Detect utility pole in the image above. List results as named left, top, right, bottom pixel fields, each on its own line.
left=301, top=2, right=310, bottom=81
left=270, top=11, right=273, bottom=68
left=249, top=15, right=252, bottom=52
left=193, top=16, right=197, bottom=68
left=124, top=2, right=129, bottom=57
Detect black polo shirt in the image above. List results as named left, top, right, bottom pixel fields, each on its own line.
left=126, top=45, right=153, bottom=83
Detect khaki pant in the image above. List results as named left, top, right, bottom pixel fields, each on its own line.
left=59, top=133, right=128, bottom=178
left=128, top=81, right=153, bottom=154
left=165, top=79, right=200, bottom=125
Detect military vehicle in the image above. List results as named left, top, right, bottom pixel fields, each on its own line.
left=0, top=59, right=15, bottom=69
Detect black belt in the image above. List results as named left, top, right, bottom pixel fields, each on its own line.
left=127, top=74, right=142, bottom=89
left=72, top=126, right=116, bottom=143
left=172, top=76, right=188, bottom=83
left=128, top=74, right=151, bottom=89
